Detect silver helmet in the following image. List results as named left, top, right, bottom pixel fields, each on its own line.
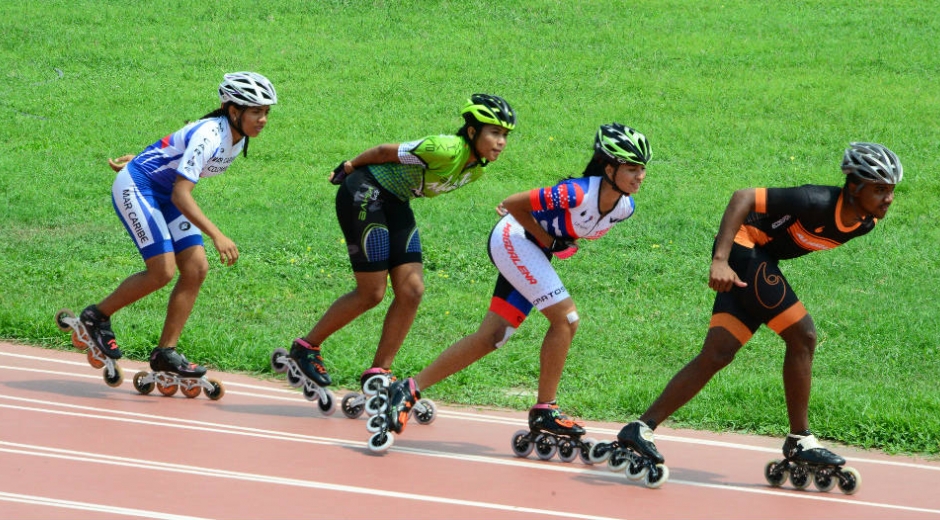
left=218, top=72, right=278, bottom=107
left=841, top=142, right=902, bottom=184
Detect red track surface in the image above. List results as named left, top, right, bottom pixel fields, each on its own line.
left=1, top=341, right=938, bottom=520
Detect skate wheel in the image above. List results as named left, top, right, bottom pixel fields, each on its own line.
left=71, top=331, right=87, bottom=350
left=341, top=393, right=365, bottom=419
left=557, top=438, right=578, bottom=463
left=813, top=469, right=837, bottom=492
left=764, top=460, right=788, bottom=487
left=510, top=430, right=534, bottom=458
left=205, top=379, right=225, bottom=401
left=368, top=431, right=393, bottom=453
left=133, top=371, right=154, bottom=395
left=837, top=466, right=861, bottom=495
left=54, top=309, right=74, bottom=331
left=789, top=463, right=811, bottom=490
left=286, top=369, right=303, bottom=388
left=645, top=463, right=669, bottom=489
left=270, top=348, right=289, bottom=374
left=362, top=374, right=389, bottom=396
left=86, top=348, right=104, bottom=369
left=157, top=380, right=179, bottom=397
left=180, top=382, right=202, bottom=399
left=588, top=441, right=614, bottom=464
left=318, top=389, right=337, bottom=415
left=534, top=434, right=558, bottom=461
left=103, top=364, right=123, bottom=388
left=609, top=448, right=630, bottom=473
left=626, top=458, right=648, bottom=481
left=412, top=399, right=436, bottom=425
left=579, top=437, right=597, bottom=465
left=366, top=413, right=387, bottom=433
left=365, top=394, right=388, bottom=415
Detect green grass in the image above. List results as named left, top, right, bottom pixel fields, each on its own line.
left=1, top=0, right=938, bottom=456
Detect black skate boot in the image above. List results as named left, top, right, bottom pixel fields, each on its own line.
left=617, top=420, right=665, bottom=464
left=79, top=305, right=122, bottom=359
left=385, top=377, right=420, bottom=434
left=149, top=347, right=207, bottom=378
left=528, top=403, right=586, bottom=437
left=288, top=338, right=332, bottom=387
left=783, top=432, right=845, bottom=465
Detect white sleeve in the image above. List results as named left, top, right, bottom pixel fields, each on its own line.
left=177, top=123, right=224, bottom=183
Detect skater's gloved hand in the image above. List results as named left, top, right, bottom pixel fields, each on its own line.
left=329, top=161, right=352, bottom=185
left=108, top=154, right=136, bottom=173
left=549, top=238, right=578, bottom=260
left=212, top=234, right=240, bottom=266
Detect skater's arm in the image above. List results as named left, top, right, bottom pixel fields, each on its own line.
left=171, top=177, right=239, bottom=266
left=500, top=191, right=556, bottom=249
left=330, top=144, right=401, bottom=182
left=709, top=188, right=754, bottom=292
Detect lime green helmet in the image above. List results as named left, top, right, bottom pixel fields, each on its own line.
left=461, top=94, right=516, bottom=131
left=595, top=123, right=651, bottom=165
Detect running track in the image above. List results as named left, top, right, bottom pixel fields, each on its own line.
left=1, top=341, right=938, bottom=520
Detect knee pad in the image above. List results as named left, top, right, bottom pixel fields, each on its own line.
left=494, top=326, right=517, bottom=349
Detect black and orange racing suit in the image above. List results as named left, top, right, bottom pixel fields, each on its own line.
left=711, top=185, right=877, bottom=344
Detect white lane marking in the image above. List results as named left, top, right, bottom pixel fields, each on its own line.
left=2, top=396, right=939, bottom=516
left=0, top=441, right=625, bottom=520
left=1, top=360, right=937, bottom=472
left=0, top=491, right=211, bottom=520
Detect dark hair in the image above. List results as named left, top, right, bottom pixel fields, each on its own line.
left=581, top=153, right=613, bottom=177
left=197, top=103, right=251, bottom=157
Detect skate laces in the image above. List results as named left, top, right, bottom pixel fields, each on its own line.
left=294, top=338, right=328, bottom=374
left=536, top=404, right=584, bottom=428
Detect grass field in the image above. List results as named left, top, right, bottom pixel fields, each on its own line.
left=1, top=1, right=938, bottom=455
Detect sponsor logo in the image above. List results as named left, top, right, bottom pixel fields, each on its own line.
left=122, top=189, right=150, bottom=244
left=532, top=286, right=567, bottom=307
left=502, top=223, right=537, bottom=285
left=771, top=215, right=791, bottom=229
left=180, top=222, right=191, bottom=231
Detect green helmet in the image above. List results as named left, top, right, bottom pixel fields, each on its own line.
left=594, top=123, right=651, bottom=165
left=461, top=94, right=516, bottom=131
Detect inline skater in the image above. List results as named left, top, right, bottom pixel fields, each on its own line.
left=370, top=123, right=652, bottom=459
left=610, top=142, right=902, bottom=493
left=279, top=94, right=516, bottom=414
left=61, top=72, right=276, bottom=396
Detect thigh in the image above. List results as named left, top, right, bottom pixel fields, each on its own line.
left=111, top=169, right=174, bottom=260
left=336, top=176, right=393, bottom=272
left=159, top=199, right=205, bottom=254
left=487, top=216, right=567, bottom=312
left=729, top=245, right=805, bottom=333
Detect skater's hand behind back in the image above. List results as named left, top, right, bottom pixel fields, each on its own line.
left=108, top=154, right=136, bottom=172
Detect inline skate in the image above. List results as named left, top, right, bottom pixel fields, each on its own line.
left=510, top=403, right=596, bottom=464
left=589, top=420, right=669, bottom=488
left=764, top=432, right=861, bottom=494
left=366, top=377, right=437, bottom=452
left=341, top=367, right=397, bottom=419
left=54, top=307, right=124, bottom=388
left=133, top=347, right=224, bottom=400
left=270, top=338, right=336, bottom=415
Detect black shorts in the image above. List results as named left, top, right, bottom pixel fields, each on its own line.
left=335, top=169, right=422, bottom=272
left=710, top=242, right=808, bottom=343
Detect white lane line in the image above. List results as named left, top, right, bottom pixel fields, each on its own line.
left=1, top=396, right=939, bottom=516
left=2, top=359, right=939, bottom=472
left=0, top=441, right=625, bottom=520
left=0, top=491, right=211, bottom=520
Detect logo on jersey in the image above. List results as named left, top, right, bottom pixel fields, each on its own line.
left=180, top=222, right=191, bottom=231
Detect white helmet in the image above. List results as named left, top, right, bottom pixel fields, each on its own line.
left=841, top=142, right=902, bottom=184
left=218, top=72, right=278, bottom=107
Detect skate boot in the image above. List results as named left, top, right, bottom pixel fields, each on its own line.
left=54, top=306, right=123, bottom=388
left=270, top=339, right=335, bottom=414
left=341, top=367, right=395, bottom=419
left=131, top=347, right=224, bottom=400
left=510, top=403, right=596, bottom=464
left=366, top=377, right=427, bottom=453
left=588, top=420, right=669, bottom=488
left=764, top=431, right=861, bottom=494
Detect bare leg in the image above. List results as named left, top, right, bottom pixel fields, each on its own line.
left=157, top=245, right=209, bottom=348
left=97, top=252, right=177, bottom=317
left=780, top=314, right=817, bottom=434
left=414, top=311, right=513, bottom=390
left=302, top=269, right=390, bottom=345
left=371, top=262, right=424, bottom=368
left=535, top=299, right=578, bottom=403
left=640, top=326, right=743, bottom=426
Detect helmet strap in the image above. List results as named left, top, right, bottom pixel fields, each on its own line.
left=466, top=124, right=488, bottom=166
left=602, top=163, right=631, bottom=197
left=225, top=103, right=249, bottom=157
